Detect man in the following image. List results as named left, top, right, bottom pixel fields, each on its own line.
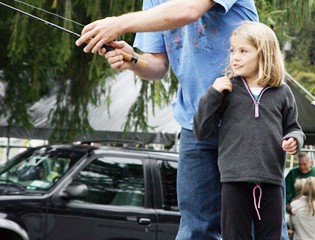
left=76, top=1, right=297, bottom=239
left=285, top=152, right=315, bottom=205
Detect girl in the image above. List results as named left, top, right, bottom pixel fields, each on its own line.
left=290, top=176, right=315, bottom=240
left=193, top=21, right=305, bottom=239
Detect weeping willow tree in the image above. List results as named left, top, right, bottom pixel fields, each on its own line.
left=256, top=0, right=315, bottom=97
left=0, top=0, right=145, bottom=143
left=0, top=0, right=314, bottom=143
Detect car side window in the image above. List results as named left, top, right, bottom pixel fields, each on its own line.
left=158, top=160, right=178, bottom=212
left=73, top=156, right=145, bottom=207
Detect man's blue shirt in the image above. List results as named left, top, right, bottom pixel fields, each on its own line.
left=134, top=0, right=258, bottom=130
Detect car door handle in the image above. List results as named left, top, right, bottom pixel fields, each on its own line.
left=138, top=217, right=151, bottom=225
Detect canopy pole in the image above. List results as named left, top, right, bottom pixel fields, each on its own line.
left=286, top=73, right=315, bottom=102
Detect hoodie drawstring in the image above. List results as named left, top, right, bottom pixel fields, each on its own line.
left=253, top=183, right=262, bottom=220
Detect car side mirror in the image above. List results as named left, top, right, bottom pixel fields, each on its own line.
left=62, top=182, right=88, bottom=200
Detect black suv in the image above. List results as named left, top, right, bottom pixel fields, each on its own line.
left=0, top=142, right=180, bottom=240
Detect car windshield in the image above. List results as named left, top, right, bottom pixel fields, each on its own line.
left=0, top=146, right=86, bottom=192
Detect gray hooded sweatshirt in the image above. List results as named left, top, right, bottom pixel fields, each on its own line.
left=193, top=76, right=305, bottom=186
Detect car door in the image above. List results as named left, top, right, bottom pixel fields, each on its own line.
left=154, top=158, right=181, bottom=240
left=44, top=154, right=157, bottom=240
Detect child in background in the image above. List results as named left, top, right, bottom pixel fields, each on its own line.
left=287, top=178, right=306, bottom=239
left=193, top=21, right=305, bottom=239
left=287, top=178, right=307, bottom=215
left=290, top=177, right=315, bottom=240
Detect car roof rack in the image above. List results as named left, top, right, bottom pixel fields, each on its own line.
left=75, top=139, right=146, bottom=148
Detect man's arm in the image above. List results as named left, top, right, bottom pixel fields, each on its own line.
left=76, top=0, right=215, bottom=53
left=98, top=41, right=169, bottom=80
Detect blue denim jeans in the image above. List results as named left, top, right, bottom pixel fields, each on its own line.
left=176, top=128, right=221, bottom=240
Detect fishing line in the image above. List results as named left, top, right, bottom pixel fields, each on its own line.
left=0, top=1, right=148, bottom=66
left=0, top=1, right=83, bottom=38
left=13, top=0, right=84, bottom=27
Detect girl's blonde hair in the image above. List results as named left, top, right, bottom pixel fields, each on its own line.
left=226, top=21, right=285, bottom=87
left=294, top=178, right=307, bottom=198
left=301, top=177, right=315, bottom=216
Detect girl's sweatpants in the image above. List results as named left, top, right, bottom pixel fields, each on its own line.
left=221, top=182, right=282, bottom=240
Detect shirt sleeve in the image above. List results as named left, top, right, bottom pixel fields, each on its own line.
left=193, top=86, right=224, bottom=140
left=213, top=0, right=238, bottom=14
left=133, top=0, right=166, bottom=53
left=285, top=170, right=296, bottom=205
left=281, top=84, right=306, bottom=152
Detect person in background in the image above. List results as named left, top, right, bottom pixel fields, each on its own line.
left=193, top=21, right=305, bottom=239
left=286, top=178, right=306, bottom=239
left=75, top=1, right=260, bottom=239
left=286, top=178, right=307, bottom=214
left=286, top=153, right=315, bottom=205
left=290, top=176, right=315, bottom=240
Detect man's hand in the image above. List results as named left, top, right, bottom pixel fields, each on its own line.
left=282, top=137, right=298, bottom=155
left=75, top=17, right=125, bottom=53
left=98, top=41, right=135, bottom=71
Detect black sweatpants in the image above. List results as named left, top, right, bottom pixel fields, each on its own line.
left=221, top=182, right=282, bottom=240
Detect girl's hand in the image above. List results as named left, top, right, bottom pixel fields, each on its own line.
left=282, top=137, right=298, bottom=155
left=212, top=76, right=232, bottom=93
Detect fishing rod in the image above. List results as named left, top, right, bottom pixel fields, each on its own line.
left=0, top=1, right=148, bottom=67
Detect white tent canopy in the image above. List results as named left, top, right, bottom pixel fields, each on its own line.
left=0, top=71, right=181, bottom=146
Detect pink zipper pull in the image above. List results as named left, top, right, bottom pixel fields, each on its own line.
left=255, top=103, right=259, bottom=118
left=241, top=77, right=271, bottom=119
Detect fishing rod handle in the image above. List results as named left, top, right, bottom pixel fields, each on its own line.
left=120, top=52, right=148, bottom=68
left=103, top=45, right=148, bottom=68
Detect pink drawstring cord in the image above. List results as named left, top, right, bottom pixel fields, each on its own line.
left=253, top=183, right=262, bottom=220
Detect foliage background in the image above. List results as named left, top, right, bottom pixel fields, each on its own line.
left=0, top=0, right=314, bottom=143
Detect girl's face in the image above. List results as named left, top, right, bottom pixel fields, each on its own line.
left=230, top=35, right=259, bottom=84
